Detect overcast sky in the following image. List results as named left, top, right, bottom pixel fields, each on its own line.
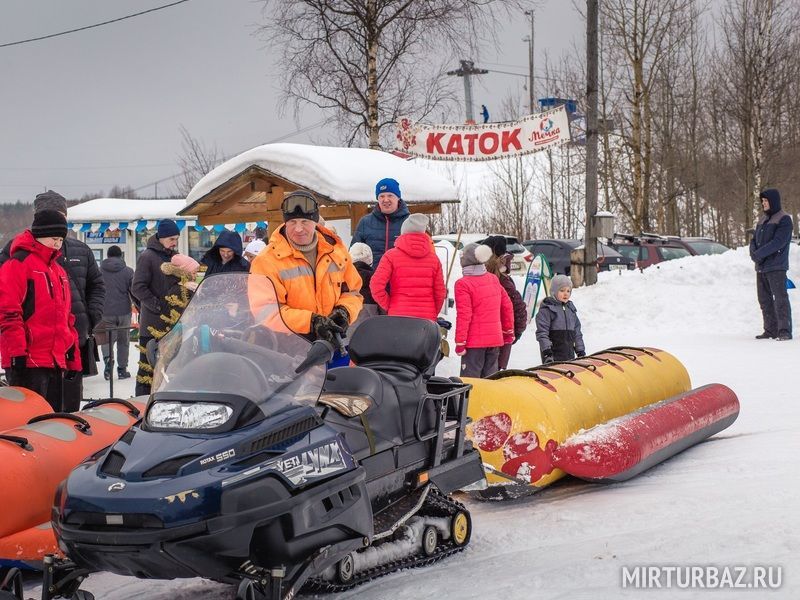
left=0, top=0, right=583, bottom=203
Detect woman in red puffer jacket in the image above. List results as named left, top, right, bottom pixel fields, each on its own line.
left=454, top=243, right=514, bottom=378
left=370, top=213, right=446, bottom=321
left=0, top=210, right=81, bottom=410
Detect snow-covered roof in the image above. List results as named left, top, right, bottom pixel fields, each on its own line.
left=67, top=198, right=190, bottom=222
left=66, top=198, right=266, bottom=234
left=185, top=143, right=459, bottom=206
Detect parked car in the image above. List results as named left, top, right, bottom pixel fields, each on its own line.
left=432, top=233, right=532, bottom=273
left=522, top=239, right=635, bottom=275
left=609, top=233, right=692, bottom=269
left=665, top=236, right=730, bottom=256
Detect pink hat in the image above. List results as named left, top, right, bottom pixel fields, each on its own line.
left=170, top=254, right=200, bottom=275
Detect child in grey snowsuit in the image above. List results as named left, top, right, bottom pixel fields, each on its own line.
left=535, top=274, right=586, bottom=363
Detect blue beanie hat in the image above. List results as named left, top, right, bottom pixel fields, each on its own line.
left=375, top=178, right=401, bottom=199
left=157, top=219, right=180, bottom=239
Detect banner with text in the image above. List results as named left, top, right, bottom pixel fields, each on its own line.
left=395, top=106, right=571, bottom=161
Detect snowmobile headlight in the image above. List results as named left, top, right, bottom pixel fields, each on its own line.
left=147, top=402, right=234, bottom=430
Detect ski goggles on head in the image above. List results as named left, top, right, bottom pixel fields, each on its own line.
left=281, top=191, right=320, bottom=222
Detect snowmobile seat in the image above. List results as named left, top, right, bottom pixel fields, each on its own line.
left=320, top=366, right=403, bottom=459
left=348, top=316, right=440, bottom=442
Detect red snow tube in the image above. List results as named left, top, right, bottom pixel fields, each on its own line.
left=547, top=384, right=739, bottom=482
left=0, top=398, right=146, bottom=567
left=0, top=387, right=52, bottom=432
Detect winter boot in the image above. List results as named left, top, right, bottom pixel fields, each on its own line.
left=776, top=331, right=793, bottom=341
left=103, top=358, right=112, bottom=380
left=755, top=332, right=775, bottom=339
left=117, top=368, right=131, bottom=379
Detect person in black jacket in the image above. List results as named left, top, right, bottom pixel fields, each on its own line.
left=0, top=191, right=105, bottom=412
left=200, top=230, right=250, bottom=276
left=131, top=220, right=179, bottom=396
left=750, top=188, right=793, bottom=340
left=97, top=245, right=134, bottom=380
left=484, top=235, right=528, bottom=369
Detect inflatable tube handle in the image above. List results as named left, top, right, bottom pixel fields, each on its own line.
left=82, top=398, right=141, bottom=418
left=529, top=366, right=576, bottom=378
left=607, top=345, right=655, bottom=357
left=27, top=412, right=92, bottom=434
left=602, top=349, right=640, bottom=361
left=0, top=433, right=33, bottom=451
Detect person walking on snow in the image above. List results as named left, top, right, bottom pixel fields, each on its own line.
left=97, top=245, right=134, bottom=381
left=201, top=230, right=250, bottom=276
left=351, top=177, right=410, bottom=267
left=454, top=243, right=514, bottom=378
left=750, top=188, right=793, bottom=341
left=535, top=274, right=586, bottom=364
left=370, top=213, right=446, bottom=321
left=0, top=210, right=81, bottom=410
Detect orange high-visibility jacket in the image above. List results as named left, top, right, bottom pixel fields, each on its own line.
left=250, top=225, right=363, bottom=334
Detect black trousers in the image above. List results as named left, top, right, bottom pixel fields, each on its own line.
left=460, top=347, right=500, bottom=378
left=7, top=367, right=63, bottom=412
left=757, top=271, right=792, bottom=336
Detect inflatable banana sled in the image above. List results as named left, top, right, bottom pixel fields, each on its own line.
left=465, top=347, right=692, bottom=497
left=0, top=398, right=146, bottom=569
left=545, top=383, right=739, bottom=482
left=0, top=387, right=52, bottom=432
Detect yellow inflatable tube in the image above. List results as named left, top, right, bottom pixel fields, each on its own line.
left=465, top=347, right=690, bottom=493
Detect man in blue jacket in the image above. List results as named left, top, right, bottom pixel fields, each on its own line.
left=351, top=178, right=409, bottom=266
left=750, top=188, right=793, bottom=341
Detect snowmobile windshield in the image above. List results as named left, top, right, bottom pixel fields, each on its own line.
left=149, top=273, right=326, bottom=426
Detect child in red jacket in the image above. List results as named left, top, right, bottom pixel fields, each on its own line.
left=454, top=243, right=514, bottom=378
left=0, top=210, right=81, bottom=410
left=370, top=214, right=446, bottom=321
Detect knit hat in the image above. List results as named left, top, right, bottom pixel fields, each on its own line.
left=349, top=242, right=373, bottom=266
left=31, top=209, right=68, bottom=239
left=170, top=254, right=200, bottom=275
left=375, top=177, right=401, bottom=199
left=460, top=243, right=493, bottom=267
left=34, top=190, right=68, bottom=215
left=157, top=219, right=180, bottom=239
left=282, top=191, right=320, bottom=222
left=483, top=235, right=507, bottom=257
left=400, top=213, right=428, bottom=235
left=551, top=274, right=573, bottom=298
left=244, top=239, right=266, bottom=257
left=107, top=245, right=123, bottom=258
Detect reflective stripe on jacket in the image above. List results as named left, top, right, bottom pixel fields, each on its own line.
left=250, top=225, right=363, bottom=334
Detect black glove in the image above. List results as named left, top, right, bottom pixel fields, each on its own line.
left=66, top=345, right=76, bottom=361
left=514, top=332, right=522, bottom=344
left=329, top=306, right=351, bottom=332
left=312, top=314, right=345, bottom=345
left=576, top=350, right=586, bottom=358
left=10, top=356, right=26, bottom=372
left=436, top=317, right=452, bottom=331
left=64, top=370, right=80, bottom=381
left=541, top=349, right=554, bottom=365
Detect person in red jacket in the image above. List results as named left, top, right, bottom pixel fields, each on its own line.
left=0, top=210, right=81, bottom=410
left=454, top=242, right=514, bottom=378
left=370, top=213, right=446, bottom=321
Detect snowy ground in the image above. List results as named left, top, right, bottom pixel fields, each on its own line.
left=32, top=245, right=800, bottom=599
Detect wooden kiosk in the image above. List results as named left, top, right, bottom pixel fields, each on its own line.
left=179, top=143, right=459, bottom=236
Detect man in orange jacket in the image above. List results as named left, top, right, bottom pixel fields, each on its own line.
left=249, top=191, right=363, bottom=345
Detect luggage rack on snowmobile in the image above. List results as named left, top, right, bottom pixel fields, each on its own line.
left=415, top=378, right=472, bottom=468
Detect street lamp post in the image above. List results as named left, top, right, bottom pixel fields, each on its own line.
left=524, top=9, right=535, bottom=114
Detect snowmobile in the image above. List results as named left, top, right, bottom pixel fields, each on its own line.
left=50, top=273, right=485, bottom=600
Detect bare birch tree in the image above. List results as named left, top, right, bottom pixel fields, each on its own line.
left=175, top=125, right=223, bottom=198
left=258, top=0, right=521, bottom=149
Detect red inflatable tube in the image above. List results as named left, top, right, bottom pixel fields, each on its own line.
left=0, top=398, right=146, bottom=566
left=0, top=387, right=52, bottom=432
left=548, top=383, right=739, bottom=482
